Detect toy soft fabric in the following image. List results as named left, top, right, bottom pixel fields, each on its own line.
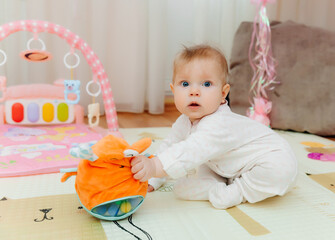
left=61, top=135, right=152, bottom=220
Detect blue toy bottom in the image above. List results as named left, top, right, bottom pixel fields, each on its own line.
left=78, top=195, right=145, bottom=221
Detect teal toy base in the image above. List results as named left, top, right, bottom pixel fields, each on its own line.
left=78, top=195, right=144, bottom=221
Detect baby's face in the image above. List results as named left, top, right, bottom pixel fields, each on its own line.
left=171, top=58, right=229, bottom=123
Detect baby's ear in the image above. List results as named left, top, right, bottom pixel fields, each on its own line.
left=222, top=83, right=230, bottom=101
left=170, top=83, right=174, bottom=93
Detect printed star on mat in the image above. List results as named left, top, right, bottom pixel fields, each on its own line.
left=301, top=141, right=335, bottom=162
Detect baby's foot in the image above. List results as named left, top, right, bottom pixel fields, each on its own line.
left=208, top=183, right=244, bottom=209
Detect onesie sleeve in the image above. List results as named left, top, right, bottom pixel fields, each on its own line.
left=156, top=114, right=190, bottom=154
left=149, top=115, right=190, bottom=188
left=148, top=177, right=166, bottom=190
left=157, top=116, right=237, bottom=179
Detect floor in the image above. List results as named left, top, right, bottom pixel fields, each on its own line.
left=85, top=98, right=180, bottom=129
left=116, top=102, right=180, bottom=128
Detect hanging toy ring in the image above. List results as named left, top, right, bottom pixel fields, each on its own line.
left=63, top=51, right=80, bottom=69
left=27, top=37, right=46, bottom=50
left=0, top=49, right=7, bottom=66
left=21, top=37, right=52, bottom=62
left=86, top=79, right=101, bottom=97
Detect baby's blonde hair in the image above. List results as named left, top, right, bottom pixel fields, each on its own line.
left=173, top=44, right=229, bottom=83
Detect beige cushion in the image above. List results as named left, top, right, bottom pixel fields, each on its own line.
left=229, top=21, right=335, bottom=136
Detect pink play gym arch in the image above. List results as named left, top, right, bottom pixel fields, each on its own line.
left=0, top=20, right=119, bottom=132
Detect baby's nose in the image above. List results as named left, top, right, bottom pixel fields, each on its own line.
left=189, top=87, right=200, bottom=96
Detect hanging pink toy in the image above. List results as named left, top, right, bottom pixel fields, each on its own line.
left=247, top=0, right=278, bottom=127
left=86, top=75, right=101, bottom=128
left=248, top=97, right=272, bottom=126
left=20, top=33, right=52, bottom=62
left=0, top=20, right=119, bottom=133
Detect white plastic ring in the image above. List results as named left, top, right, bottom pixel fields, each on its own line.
left=86, top=80, right=101, bottom=97
left=0, top=49, right=7, bottom=66
left=27, top=38, right=46, bottom=50
left=63, top=52, right=80, bottom=69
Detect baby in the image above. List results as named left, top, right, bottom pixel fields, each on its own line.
left=131, top=44, right=297, bottom=209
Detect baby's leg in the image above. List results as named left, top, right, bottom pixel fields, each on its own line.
left=173, top=164, right=226, bottom=201
left=209, top=150, right=297, bottom=209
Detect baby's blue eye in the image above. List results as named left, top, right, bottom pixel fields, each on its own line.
left=203, top=81, right=211, bottom=87
left=182, top=81, right=189, bottom=87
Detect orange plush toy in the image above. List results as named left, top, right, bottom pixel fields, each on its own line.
left=61, top=135, right=152, bottom=220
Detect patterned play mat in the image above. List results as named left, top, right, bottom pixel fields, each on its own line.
left=0, top=124, right=102, bottom=177
left=1, top=127, right=335, bottom=240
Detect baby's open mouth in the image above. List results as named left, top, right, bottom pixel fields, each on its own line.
left=189, top=102, right=200, bottom=107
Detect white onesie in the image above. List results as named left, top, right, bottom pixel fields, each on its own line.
left=149, top=102, right=298, bottom=209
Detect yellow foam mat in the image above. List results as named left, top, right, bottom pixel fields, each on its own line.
left=226, top=206, right=270, bottom=236
left=308, top=172, right=335, bottom=193
left=0, top=194, right=106, bottom=240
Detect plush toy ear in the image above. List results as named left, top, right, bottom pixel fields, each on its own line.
left=70, top=142, right=98, bottom=161
left=123, top=149, right=140, bottom=158
left=126, top=138, right=152, bottom=155
left=92, top=135, right=129, bottom=160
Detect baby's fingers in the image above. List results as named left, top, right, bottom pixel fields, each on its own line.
left=133, top=169, right=146, bottom=181
left=131, top=162, right=143, bottom=174
left=131, top=157, right=142, bottom=166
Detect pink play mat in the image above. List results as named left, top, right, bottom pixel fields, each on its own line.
left=0, top=124, right=102, bottom=177
left=0, top=20, right=121, bottom=177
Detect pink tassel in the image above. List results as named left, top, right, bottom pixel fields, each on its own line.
left=247, top=97, right=272, bottom=126
left=247, top=0, right=278, bottom=126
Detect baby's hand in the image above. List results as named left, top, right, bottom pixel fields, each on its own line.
left=131, top=155, right=157, bottom=182
left=147, top=184, right=154, bottom=192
